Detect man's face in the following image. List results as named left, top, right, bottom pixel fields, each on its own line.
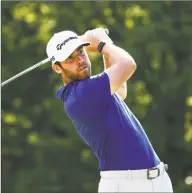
left=53, top=46, right=91, bottom=82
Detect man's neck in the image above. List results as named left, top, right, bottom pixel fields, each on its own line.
left=61, top=74, right=72, bottom=85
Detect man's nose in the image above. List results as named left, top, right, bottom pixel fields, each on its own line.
left=77, top=55, right=84, bottom=63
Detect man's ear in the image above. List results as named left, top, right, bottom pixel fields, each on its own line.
left=52, top=64, right=62, bottom=74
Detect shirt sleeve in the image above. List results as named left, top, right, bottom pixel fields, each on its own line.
left=76, top=72, right=111, bottom=106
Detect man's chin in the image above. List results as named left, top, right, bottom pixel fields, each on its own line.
left=79, top=74, right=90, bottom=80
left=78, top=69, right=91, bottom=79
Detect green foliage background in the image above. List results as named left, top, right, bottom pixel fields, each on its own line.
left=1, top=1, right=192, bottom=193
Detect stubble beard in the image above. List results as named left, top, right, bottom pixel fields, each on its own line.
left=61, top=65, right=91, bottom=82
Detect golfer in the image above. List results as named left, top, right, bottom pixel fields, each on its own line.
left=46, top=28, right=173, bottom=192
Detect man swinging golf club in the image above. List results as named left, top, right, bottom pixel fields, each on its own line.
left=46, top=28, right=173, bottom=192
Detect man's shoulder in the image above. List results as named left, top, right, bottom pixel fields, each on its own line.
left=78, top=72, right=109, bottom=91
left=56, top=72, right=110, bottom=103
left=55, top=78, right=91, bottom=102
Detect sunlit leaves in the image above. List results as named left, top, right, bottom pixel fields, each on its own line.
left=37, top=18, right=57, bottom=43
left=130, top=81, right=153, bottom=118
left=2, top=25, right=17, bottom=51
left=103, top=8, right=115, bottom=25
left=91, top=19, right=107, bottom=29
left=81, top=148, right=92, bottom=162
left=13, top=2, right=38, bottom=24
left=125, top=4, right=150, bottom=29
left=2, top=112, right=32, bottom=129
left=12, top=2, right=57, bottom=43
left=126, top=5, right=148, bottom=17
left=40, top=4, right=51, bottom=15
left=186, top=96, right=192, bottom=107
left=150, top=55, right=161, bottom=71
left=104, top=8, right=112, bottom=17
left=184, top=98, right=192, bottom=142
left=135, top=81, right=152, bottom=104
left=185, top=176, right=192, bottom=185
left=27, top=132, right=39, bottom=145
left=125, top=19, right=134, bottom=29
left=3, top=112, right=17, bottom=124
left=185, top=128, right=192, bottom=143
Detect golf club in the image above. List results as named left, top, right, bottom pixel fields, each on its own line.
left=1, top=58, right=50, bottom=87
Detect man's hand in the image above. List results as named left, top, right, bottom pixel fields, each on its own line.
left=79, top=28, right=113, bottom=52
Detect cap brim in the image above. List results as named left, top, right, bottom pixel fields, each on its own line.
left=79, top=42, right=90, bottom=49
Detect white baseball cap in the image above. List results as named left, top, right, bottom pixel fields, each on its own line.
left=46, top=31, right=90, bottom=65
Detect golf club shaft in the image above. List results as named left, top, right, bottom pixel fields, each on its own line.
left=1, top=58, right=50, bottom=87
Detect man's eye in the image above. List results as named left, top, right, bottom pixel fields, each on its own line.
left=79, top=49, right=84, bottom=54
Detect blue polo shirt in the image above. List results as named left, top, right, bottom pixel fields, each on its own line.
left=56, top=72, right=160, bottom=171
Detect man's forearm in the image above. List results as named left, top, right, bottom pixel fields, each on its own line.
left=103, top=54, right=127, bottom=100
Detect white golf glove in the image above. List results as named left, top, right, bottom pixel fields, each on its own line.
left=91, top=28, right=114, bottom=44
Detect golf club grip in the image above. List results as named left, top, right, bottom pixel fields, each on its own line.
left=1, top=58, right=50, bottom=87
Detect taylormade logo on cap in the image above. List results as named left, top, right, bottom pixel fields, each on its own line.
left=46, top=31, right=90, bottom=65
left=56, top=36, right=78, bottom=50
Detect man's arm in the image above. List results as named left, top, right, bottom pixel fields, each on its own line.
left=102, top=43, right=136, bottom=95
left=103, top=55, right=127, bottom=100
left=80, top=28, right=136, bottom=95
